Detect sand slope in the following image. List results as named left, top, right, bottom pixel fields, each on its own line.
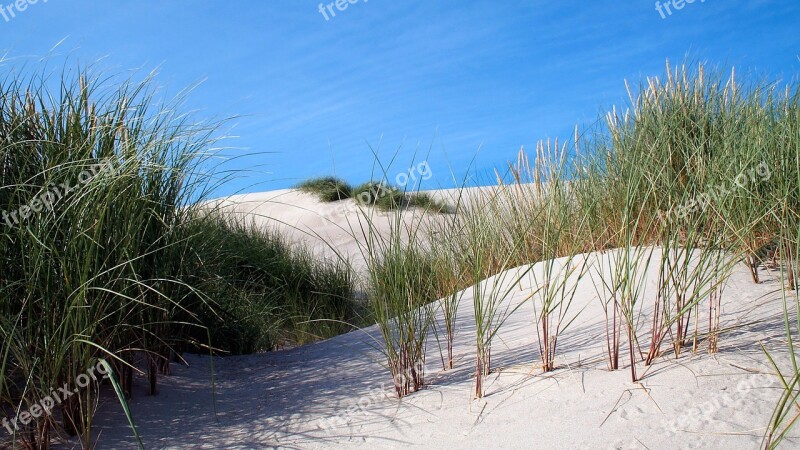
left=84, top=190, right=797, bottom=450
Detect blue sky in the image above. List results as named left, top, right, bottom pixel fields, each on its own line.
left=1, top=0, right=798, bottom=197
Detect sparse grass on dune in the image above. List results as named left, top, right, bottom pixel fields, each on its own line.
left=297, top=176, right=353, bottom=202
left=301, top=177, right=452, bottom=213
left=513, top=144, right=592, bottom=373
left=3, top=57, right=800, bottom=448
left=358, top=61, right=800, bottom=424
left=356, top=205, right=438, bottom=397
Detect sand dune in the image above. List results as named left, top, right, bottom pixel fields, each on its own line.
left=85, top=189, right=797, bottom=449
left=204, top=189, right=427, bottom=274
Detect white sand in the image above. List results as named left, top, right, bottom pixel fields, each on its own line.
left=82, top=189, right=798, bottom=449
left=203, top=189, right=438, bottom=274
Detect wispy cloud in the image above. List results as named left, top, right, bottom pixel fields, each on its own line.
left=1, top=0, right=798, bottom=194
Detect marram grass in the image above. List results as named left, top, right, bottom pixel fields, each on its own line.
left=357, top=62, right=800, bottom=425
left=0, top=66, right=360, bottom=449
left=2, top=58, right=800, bottom=448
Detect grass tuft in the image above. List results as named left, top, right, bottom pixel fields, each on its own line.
left=297, top=176, right=353, bottom=202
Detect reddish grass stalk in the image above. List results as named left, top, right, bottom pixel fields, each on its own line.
left=645, top=287, right=665, bottom=365
left=626, top=322, right=638, bottom=382
left=674, top=291, right=692, bottom=357
left=158, top=351, right=172, bottom=376
left=445, top=339, right=454, bottom=370
left=22, top=417, right=52, bottom=450
left=537, top=280, right=552, bottom=372
left=390, top=345, right=426, bottom=398
left=605, top=297, right=621, bottom=370
left=148, top=354, right=158, bottom=396
left=786, top=238, right=797, bottom=290
left=475, top=348, right=491, bottom=398
left=746, top=253, right=761, bottom=284
left=708, top=284, right=723, bottom=353
left=475, top=356, right=483, bottom=399
left=442, top=290, right=460, bottom=370
left=538, top=305, right=563, bottom=372
left=540, top=319, right=553, bottom=372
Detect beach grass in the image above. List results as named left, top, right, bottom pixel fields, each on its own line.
left=297, top=176, right=353, bottom=202
left=301, top=178, right=452, bottom=213
left=359, top=61, right=799, bottom=403
left=180, top=212, right=362, bottom=354
left=3, top=58, right=800, bottom=448
left=356, top=204, right=438, bottom=397
left=0, top=67, right=359, bottom=449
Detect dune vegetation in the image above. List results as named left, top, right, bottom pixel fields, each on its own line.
left=0, top=69, right=362, bottom=449
left=1, top=59, right=799, bottom=449
left=353, top=62, right=799, bottom=447
left=298, top=176, right=451, bottom=212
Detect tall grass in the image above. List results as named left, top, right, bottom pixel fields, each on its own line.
left=762, top=203, right=800, bottom=449
left=427, top=232, right=465, bottom=370
left=0, top=66, right=361, bottom=449
left=762, top=95, right=800, bottom=448
left=566, top=61, right=798, bottom=379
left=332, top=60, right=800, bottom=440
left=0, top=69, right=214, bottom=448
left=433, top=181, right=537, bottom=397
left=506, top=144, right=591, bottom=372
left=355, top=200, right=440, bottom=397
left=181, top=212, right=361, bottom=354
left=362, top=62, right=798, bottom=402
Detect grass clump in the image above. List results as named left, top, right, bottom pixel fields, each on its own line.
left=0, top=68, right=213, bottom=449
left=513, top=144, right=591, bottom=373
left=181, top=212, right=362, bottom=354
left=0, top=65, right=361, bottom=449
left=297, top=176, right=353, bottom=202
left=298, top=178, right=453, bottom=213
left=406, top=192, right=452, bottom=213
left=353, top=181, right=403, bottom=208
left=362, top=61, right=799, bottom=405
left=359, top=209, right=438, bottom=397
left=353, top=180, right=452, bottom=213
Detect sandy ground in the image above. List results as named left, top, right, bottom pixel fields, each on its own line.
left=203, top=189, right=437, bottom=274
left=202, top=187, right=499, bottom=272
left=77, top=189, right=798, bottom=449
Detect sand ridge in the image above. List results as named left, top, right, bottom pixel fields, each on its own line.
left=85, top=189, right=796, bottom=449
